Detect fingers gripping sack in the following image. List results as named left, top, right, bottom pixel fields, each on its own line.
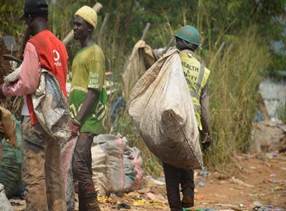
left=0, top=106, right=16, bottom=147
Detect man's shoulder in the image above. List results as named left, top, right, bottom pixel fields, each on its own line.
left=83, top=44, right=105, bottom=60
left=91, top=44, right=104, bottom=56
left=29, top=30, right=65, bottom=47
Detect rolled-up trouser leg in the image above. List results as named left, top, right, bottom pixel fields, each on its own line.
left=22, top=140, right=49, bottom=211
left=46, top=139, right=67, bottom=211
left=163, top=162, right=182, bottom=211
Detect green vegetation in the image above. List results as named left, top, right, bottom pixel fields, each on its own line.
left=0, top=0, right=285, bottom=174
left=205, top=29, right=269, bottom=170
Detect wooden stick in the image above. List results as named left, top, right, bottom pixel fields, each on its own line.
left=98, top=13, right=110, bottom=44
left=62, top=2, right=103, bottom=45
left=140, top=22, right=151, bottom=41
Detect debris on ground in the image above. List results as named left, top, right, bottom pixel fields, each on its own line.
left=251, top=120, right=286, bottom=154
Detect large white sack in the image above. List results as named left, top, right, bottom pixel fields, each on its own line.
left=128, top=49, right=203, bottom=169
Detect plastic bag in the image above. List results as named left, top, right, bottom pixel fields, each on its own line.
left=0, top=183, right=13, bottom=211
left=0, top=120, right=23, bottom=198
left=92, top=134, right=143, bottom=195
left=32, top=69, right=71, bottom=143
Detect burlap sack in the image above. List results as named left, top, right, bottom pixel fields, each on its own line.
left=128, top=49, right=203, bottom=170
left=0, top=106, right=16, bottom=146
left=122, top=40, right=155, bottom=100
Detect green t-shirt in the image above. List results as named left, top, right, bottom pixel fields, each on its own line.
left=69, top=44, right=107, bottom=134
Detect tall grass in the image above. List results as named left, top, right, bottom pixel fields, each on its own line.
left=204, top=28, right=270, bottom=170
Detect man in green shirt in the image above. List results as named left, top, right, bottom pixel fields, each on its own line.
left=69, top=6, right=106, bottom=211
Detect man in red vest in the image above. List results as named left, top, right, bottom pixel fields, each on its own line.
left=0, top=0, right=68, bottom=210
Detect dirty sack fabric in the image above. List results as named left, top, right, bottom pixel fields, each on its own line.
left=91, top=134, right=143, bottom=195
left=0, top=106, right=16, bottom=146
left=0, top=183, right=13, bottom=211
left=60, top=136, right=77, bottom=211
left=32, top=68, right=71, bottom=143
left=128, top=49, right=202, bottom=170
left=122, top=40, right=155, bottom=100
left=0, top=120, right=22, bottom=198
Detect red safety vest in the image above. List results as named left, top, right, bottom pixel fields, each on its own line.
left=26, top=30, right=68, bottom=125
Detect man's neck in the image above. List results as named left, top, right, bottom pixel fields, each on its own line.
left=33, top=18, right=48, bottom=35
left=80, top=35, right=93, bottom=48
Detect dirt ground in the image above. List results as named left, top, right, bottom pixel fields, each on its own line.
left=11, top=152, right=286, bottom=211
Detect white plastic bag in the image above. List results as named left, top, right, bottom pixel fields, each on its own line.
left=0, top=183, right=13, bottom=211
left=128, top=49, right=203, bottom=169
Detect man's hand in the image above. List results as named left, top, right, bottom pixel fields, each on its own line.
left=5, top=136, right=17, bottom=147
left=69, top=118, right=81, bottom=137
left=0, top=123, right=4, bottom=134
left=0, top=84, right=5, bottom=99
left=0, top=106, right=16, bottom=147
left=201, top=133, right=212, bottom=151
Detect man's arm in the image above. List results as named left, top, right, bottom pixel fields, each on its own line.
left=1, top=42, right=40, bottom=96
left=200, top=84, right=212, bottom=145
left=75, top=88, right=99, bottom=123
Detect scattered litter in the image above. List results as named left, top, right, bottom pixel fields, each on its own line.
left=197, top=168, right=208, bottom=187
left=145, top=176, right=165, bottom=186
left=194, top=208, right=216, bottom=211
left=133, top=199, right=146, bottom=206
left=215, top=203, right=243, bottom=211
left=231, top=177, right=254, bottom=188
left=117, top=202, right=131, bottom=209
left=265, top=151, right=279, bottom=159
left=145, top=192, right=165, bottom=202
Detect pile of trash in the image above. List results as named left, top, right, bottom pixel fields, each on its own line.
left=61, top=134, right=144, bottom=210
left=251, top=120, right=286, bottom=154
left=92, top=134, right=143, bottom=196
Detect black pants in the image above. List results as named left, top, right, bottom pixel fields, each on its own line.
left=163, top=162, right=194, bottom=211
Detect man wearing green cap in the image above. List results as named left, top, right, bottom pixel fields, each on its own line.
left=162, top=25, right=212, bottom=211
left=69, top=5, right=106, bottom=211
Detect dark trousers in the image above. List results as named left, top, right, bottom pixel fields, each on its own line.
left=72, top=133, right=95, bottom=195
left=163, top=162, right=194, bottom=211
